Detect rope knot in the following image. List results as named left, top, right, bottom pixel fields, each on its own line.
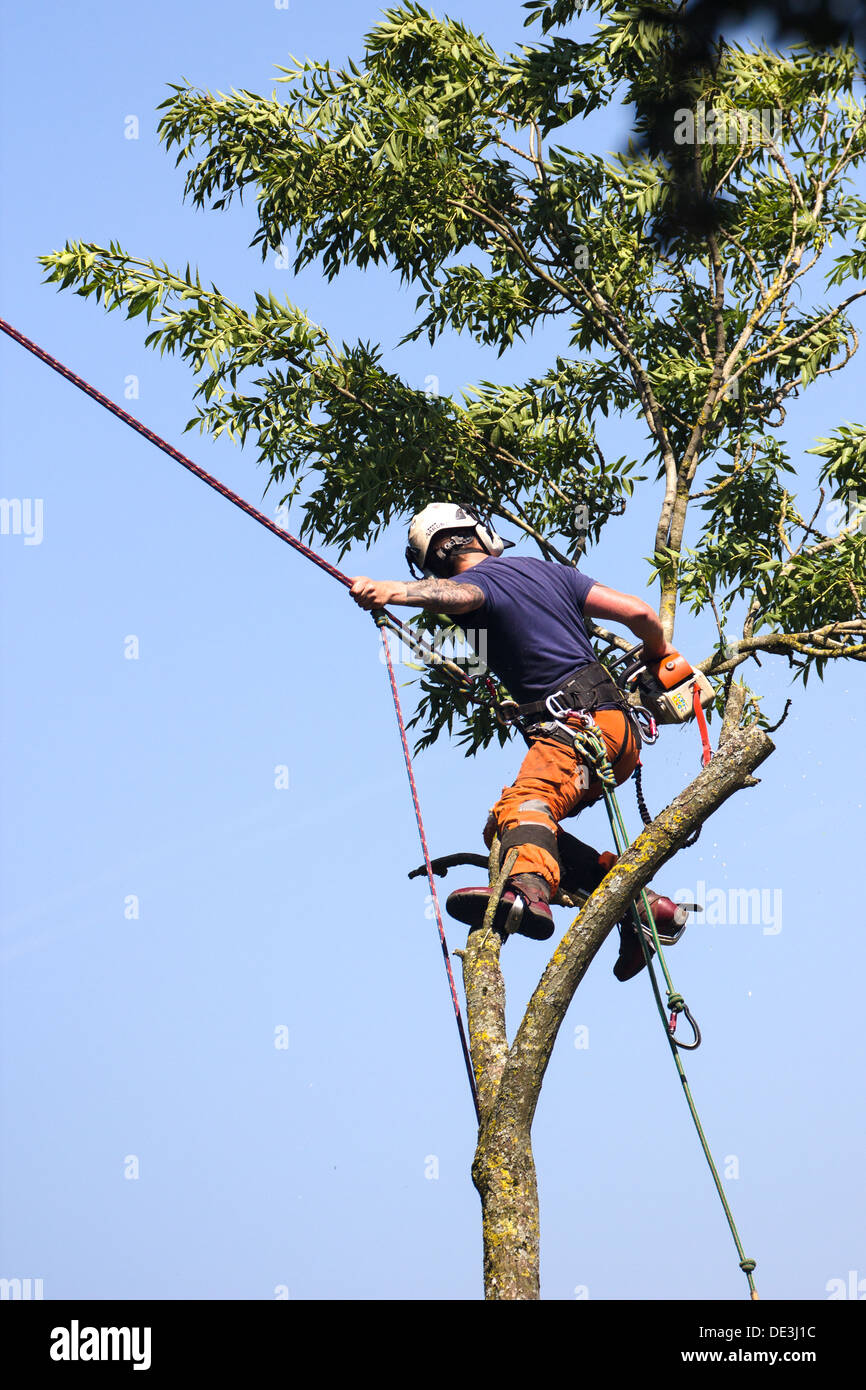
left=566, top=722, right=617, bottom=789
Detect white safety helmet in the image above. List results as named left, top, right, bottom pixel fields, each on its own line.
left=405, top=502, right=512, bottom=577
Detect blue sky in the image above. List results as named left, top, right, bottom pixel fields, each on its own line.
left=1, top=0, right=864, bottom=1301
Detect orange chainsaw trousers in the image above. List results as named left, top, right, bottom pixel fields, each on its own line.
left=487, top=709, right=640, bottom=892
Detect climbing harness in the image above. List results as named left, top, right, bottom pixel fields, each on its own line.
left=524, top=662, right=652, bottom=739
left=555, top=712, right=759, bottom=1300
left=514, top=661, right=627, bottom=726
left=0, top=317, right=480, bottom=1120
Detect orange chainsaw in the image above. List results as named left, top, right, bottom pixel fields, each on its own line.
left=605, top=643, right=715, bottom=731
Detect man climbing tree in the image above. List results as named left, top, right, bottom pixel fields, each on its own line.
left=38, top=0, right=865, bottom=1299
left=350, top=500, right=694, bottom=979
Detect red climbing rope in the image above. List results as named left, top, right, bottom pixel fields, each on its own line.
left=375, top=617, right=480, bottom=1120
left=0, top=316, right=352, bottom=587
left=0, top=316, right=481, bottom=1121
left=0, top=317, right=475, bottom=687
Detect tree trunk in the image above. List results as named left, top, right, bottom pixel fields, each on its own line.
left=473, top=1123, right=540, bottom=1300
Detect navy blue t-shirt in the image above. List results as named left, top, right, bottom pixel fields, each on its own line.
left=451, top=555, right=599, bottom=704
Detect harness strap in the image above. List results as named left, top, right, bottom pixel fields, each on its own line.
left=516, top=661, right=628, bottom=723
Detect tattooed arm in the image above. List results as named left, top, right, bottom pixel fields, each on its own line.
left=349, top=575, right=485, bottom=614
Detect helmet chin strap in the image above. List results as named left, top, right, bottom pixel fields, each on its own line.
left=426, top=531, right=483, bottom=577
left=436, top=530, right=492, bottom=575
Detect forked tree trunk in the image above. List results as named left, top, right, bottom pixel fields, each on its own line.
left=459, top=722, right=773, bottom=1300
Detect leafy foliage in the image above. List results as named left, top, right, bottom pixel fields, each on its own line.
left=41, top=0, right=866, bottom=747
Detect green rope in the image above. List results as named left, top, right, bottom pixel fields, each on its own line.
left=565, top=717, right=760, bottom=1301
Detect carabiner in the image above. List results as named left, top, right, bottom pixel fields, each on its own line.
left=632, top=705, right=659, bottom=744
left=669, top=1003, right=701, bottom=1050
left=544, top=690, right=571, bottom=721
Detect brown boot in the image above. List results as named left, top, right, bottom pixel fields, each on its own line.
left=613, top=919, right=652, bottom=982
left=613, top=892, right=691, bottom=982
left=446, top=872, right=554, bottom=940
